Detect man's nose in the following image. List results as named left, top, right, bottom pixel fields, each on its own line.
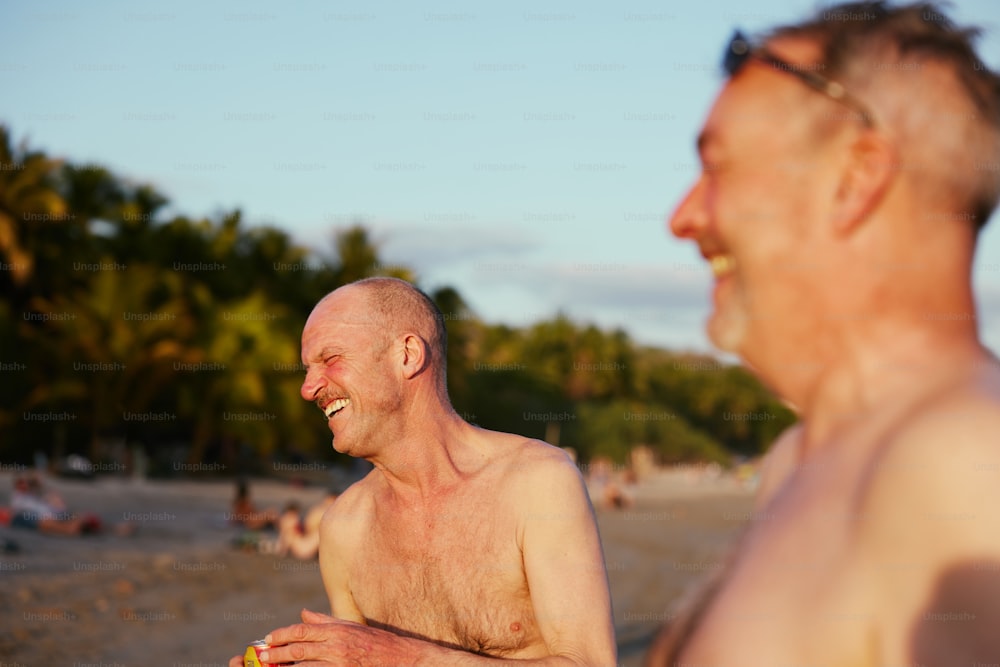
left=668, top=176, right=708, bottom=240
left=301, top=367, right=325, bottom=401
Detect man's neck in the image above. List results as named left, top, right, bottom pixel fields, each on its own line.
left=369, top=404, right=478, bottom=501
left=794, top=319, right=985, bottom=456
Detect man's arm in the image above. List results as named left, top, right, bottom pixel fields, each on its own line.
left=224, top=487, right=369, bottom=667
left=317, top=488, right=366, bottom=623
left=513, top=450, right=617, bottom=666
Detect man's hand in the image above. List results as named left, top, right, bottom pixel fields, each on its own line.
left=225, top=610, right=341, bottom=667
left=258, top=608, right=415, bottom=666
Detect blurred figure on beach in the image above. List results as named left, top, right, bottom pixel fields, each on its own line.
left=6, top=472, right=102, bottom=536
left=586, top=457, right=637, bottom=510
left=229, top=478, right=279, bottom=530
left=647, top=2, right=1000, bottom=665
left=230, top=277, right=615, bottom=666
left=273, top=488, right=339, bottom=560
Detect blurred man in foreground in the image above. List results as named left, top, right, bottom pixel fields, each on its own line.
left=230, top=277, right=616, bottom=666
left=648, top=2, right=1000, bottom=665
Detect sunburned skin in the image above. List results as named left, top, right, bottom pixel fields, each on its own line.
left=231, top=278, right=617, bottom=667
left=650, top=364, right=1000, bottom=667
left=650, top=7, right=1000, bottom=665
left=322, top=431, right=590, bottom=660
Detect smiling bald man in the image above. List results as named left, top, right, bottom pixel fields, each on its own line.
left=230, top=277, right=616, bottom=667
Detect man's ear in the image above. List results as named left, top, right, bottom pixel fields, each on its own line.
left=399, top=333, right=428, bottom=380
left=829, top=130, right=896, bottom=235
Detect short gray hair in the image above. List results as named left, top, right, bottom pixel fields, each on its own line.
left=766, top=1, right=1000, bottom=230
left=351, top=277, right=448, bottom=387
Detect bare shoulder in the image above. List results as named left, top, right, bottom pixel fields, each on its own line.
left=860, top=361, right=1000, bottom=547
left=320, top=472, right=378, bottom=548
left=476, top=430, right=590, bottom=513
left=490, top=432, right=584, bottom=487
left=867, top=364, right=1000, bottom=489
left=857, top=361, right=1000, bottom=665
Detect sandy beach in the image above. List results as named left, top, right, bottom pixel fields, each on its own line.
left=0, top=468, right=753, bottom=667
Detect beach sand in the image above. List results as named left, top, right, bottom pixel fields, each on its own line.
left=0, top=469, right=752, bottom=667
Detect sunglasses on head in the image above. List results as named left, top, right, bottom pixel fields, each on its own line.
left=723, top=29, right=877, bottom=128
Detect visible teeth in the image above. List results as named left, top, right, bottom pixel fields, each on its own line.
left=323, top=398, right=350, bottom=418
left=710, top=255, right=735, bottom=277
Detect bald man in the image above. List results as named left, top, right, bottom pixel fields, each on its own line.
left=647, top=2, right=1000, bottom=666
left=230, top=277, right=616, bottom=666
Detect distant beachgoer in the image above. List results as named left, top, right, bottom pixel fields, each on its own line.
left=586, top=458, right=636, bottom=510
left=229, top=277, right=615, bottom=666
left=647, top=2, right=1000, bottom=665
left=274, top=489, right=339, bottom=560
left=601, top=480, right=634, bottom=510
left=609, top=469, right=639, bottom=509
left=229, top=478, right=279, bottom=530
left=7, top=473, right=102, bottom=536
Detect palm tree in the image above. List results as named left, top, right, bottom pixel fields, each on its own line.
left=26, top=265, right=197, bottom=461
left=0, top=125, right=69, bottom=288
left=330, top=224, right=414, bottom=284
left=178, top=290, right=303, bottom=467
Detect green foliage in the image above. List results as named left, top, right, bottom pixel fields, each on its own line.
left=460, top=319, right=795, bottom=466
left=0, top=126, right=797, bottom=473
left=567, top=400, right=731, bottom=465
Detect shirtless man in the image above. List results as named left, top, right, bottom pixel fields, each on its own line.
left=230, top=277, right=616, bottom=666
left=646, top=3, right=1000, bottom=665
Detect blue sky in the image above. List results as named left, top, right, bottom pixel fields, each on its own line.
left=4, top=0, right=1000, bottom=354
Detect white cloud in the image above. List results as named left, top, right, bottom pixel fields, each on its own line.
left=491, top=260, right=711, bottom=312
left=430, top=259, right=716, bottom=351
left=371, top=220, right=541, bottom=270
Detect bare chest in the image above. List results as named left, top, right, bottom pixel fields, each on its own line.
left=350, top=502, right=541, bottom=657
left=682, top=456, right=879, bottom=665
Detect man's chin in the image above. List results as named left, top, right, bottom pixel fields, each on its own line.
left=331, top=439, right=349, bottom=455
left=330, top=433, right=350, bottom=455
left=707, top=312, right=747, bottom=355
left=331, top=434, right=367, bottom=459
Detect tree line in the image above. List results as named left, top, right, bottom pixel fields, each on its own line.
left=0, top=126, right=795, bottom=475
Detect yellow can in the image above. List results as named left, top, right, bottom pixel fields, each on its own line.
left=244, top=639, right=271, bottom=667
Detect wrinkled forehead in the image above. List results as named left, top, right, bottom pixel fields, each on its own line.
left=303, top=288, right=379, bottom=340
left=700, top=36, right=828, bottom=149
left=764, top=35, right=826, bottom=67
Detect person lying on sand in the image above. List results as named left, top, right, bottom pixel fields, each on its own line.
left=5, top=472, right=131, bottom=536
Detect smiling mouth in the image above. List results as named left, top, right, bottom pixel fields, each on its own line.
left=322, top=398, right=350, bottom=418
left=709, top=255, right=736, bottom=278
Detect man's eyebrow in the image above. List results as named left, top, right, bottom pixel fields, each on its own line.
left=305, top=346, right=341, bottom=364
